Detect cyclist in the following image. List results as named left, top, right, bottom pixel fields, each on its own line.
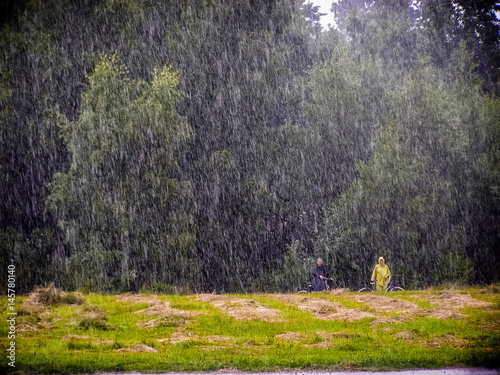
left=311, top=258, right=331, bottom=291
left=371, top=256, right=391, bottom=291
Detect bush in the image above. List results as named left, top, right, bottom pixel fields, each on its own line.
left=254, top=242, right=313, bottom=293
left=435, top=251, right=474, bottom=286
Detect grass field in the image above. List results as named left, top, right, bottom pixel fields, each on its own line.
left=1, top=285, right=499, bottom=373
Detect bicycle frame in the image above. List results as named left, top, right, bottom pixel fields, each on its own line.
left=358, top=278, right=404, bottom=292
left=298, top=278, right=333, bottom=293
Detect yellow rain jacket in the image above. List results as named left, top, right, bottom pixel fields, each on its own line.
left=371, top=257, right=391, bottom=291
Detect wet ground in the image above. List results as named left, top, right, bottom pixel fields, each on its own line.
left=96, top=369, right=500, bottom=375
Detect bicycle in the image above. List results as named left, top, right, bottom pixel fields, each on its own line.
left=358, top=277, right=404, bottom=292
left=298, top=277, right=334, bottom=293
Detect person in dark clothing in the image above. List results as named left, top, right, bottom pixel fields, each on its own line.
left=311, top=258, right=331, bottom=291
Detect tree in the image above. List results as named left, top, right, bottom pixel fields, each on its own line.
left=2, top=0, right=498, bottom=292
left=46, top=56, right=196, bottom=291
left=391, top=50, right=499, bottom=284
left=316, top=120, right=469, bottom=289
left=419, top=0, right=500, bottom=94
left=160, top=0, right=317, bottom=291
left=332, top=0, right=420, bottom=80
left=1, top=0, right=321, bottom=292
left=304, top=46, right=385, bottom=195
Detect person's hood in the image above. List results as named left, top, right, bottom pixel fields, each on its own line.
left=379, top=256, right=384, bottom=263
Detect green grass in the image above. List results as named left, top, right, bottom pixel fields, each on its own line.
left=387, top=294, right=436, bottom=309
left=328, top=295, right=375, bottom=310
left=1, top=287, right=499, bottom=373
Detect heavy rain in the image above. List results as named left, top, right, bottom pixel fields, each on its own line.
left=0, top=0, right=499, bottom=373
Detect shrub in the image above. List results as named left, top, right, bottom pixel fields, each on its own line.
left=435, top=251, right=474, bottom=286
left=253, top=242, right=313, bottom=293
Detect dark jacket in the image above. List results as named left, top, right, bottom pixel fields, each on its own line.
left=311, top=264, right=330, bottom=291
left=312, top=264, right=329, bottom=280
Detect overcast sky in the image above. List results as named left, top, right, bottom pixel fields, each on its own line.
left=308, top=0, right=337, bottom=29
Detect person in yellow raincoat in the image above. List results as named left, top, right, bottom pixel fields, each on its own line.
left=371, top=256, right=391, bottom=291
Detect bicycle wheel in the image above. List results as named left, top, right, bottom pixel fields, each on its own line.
left=390, top=287, right=404, bottom=291
left=358, top=287, right=372, bottom=292
left=324, top=281, right=331, bottom=291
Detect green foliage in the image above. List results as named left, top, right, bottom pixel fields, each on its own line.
left=64, top=243, right=122, bottom=292
left=481, top=96, right=500, bottom=203
left=46, top=55, right=197, bottom=291
left=316, top=120, right=468, bottom=289
left=1, top=0, right=500, bottom=294
left=435, top=251, right=474, bottom=286
left=0, top=227, right=56, bottom=293
left=254, top=242, right=313, bottom=293
left=139, top=282, right=176, bottom=295
left=333, top=0, right=419, bottom=80
left=303, top=46, right=385, bottom=197
left=159, top=0, right=317, bottom=292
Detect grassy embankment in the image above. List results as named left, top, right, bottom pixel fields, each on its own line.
left=0, top=285, right=499, bottom=373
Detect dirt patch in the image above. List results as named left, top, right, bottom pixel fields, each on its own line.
left=196, top=294, right=284, bottom=322
left=115, top=344, right=158, bottom=353
left=197, top=345, right=229, bottom=351
left=394, top=331, right=413, bottom=341
left=157, top=332, right=236, bottom=344
left=115, top=293, right=159, bottom=305
left=241, top=341, right=268, bottom=351
left=93, top=340, right=115, bottom=345
left=136, top=315, right=187, bottom=329
left=430, top=291, right=492, bottom=308
left=157, top=337, right=176, bottom=343
left=18, top=300, right=45, bottom=315
left=394, top=331, right=467, bottom=349
left=25, top=284, right=85, bottom=306
left=370, top=315, right=409, bottom=326
left=18, top=312, right=56, bottom=331
left=137, top=317, right=163, bottom=329
left=203, top=335, right=235, bottom=343
left=271, top=294, right=375, bottom=322
left=17, top=294, right=65, bottom=333
left=426, top=334, right=468, bottom=349
left=316, top=330, right=356, bottom=340
left=380, top=326, right=396, bottom=333
left=134, top=301, right=200, bottom=318
left=78, top=304, right=112, bottom=331
left=355, top=294, right=420, bottom=313
left=329, top=288, right=347, bottom=297
left=17, top=323, right=40, bottom=332
left=478, top=320, right=500, bottom=332
left=303, top=341, right=335, bottom=349
left=422, top=308, right=465, bottom=320
left=275, top=332, right=302, bottom=342
left=275, top=330, right=354, bottom=343
left=415, top=291, right=494, bottom=320
left=133, top=299, right=203, bottom=328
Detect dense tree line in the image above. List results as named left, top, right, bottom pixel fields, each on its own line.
left=0, top=0, right=499, bottom=293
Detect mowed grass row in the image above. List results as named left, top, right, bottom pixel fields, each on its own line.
left=0, top=286, right=499, bottom=373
